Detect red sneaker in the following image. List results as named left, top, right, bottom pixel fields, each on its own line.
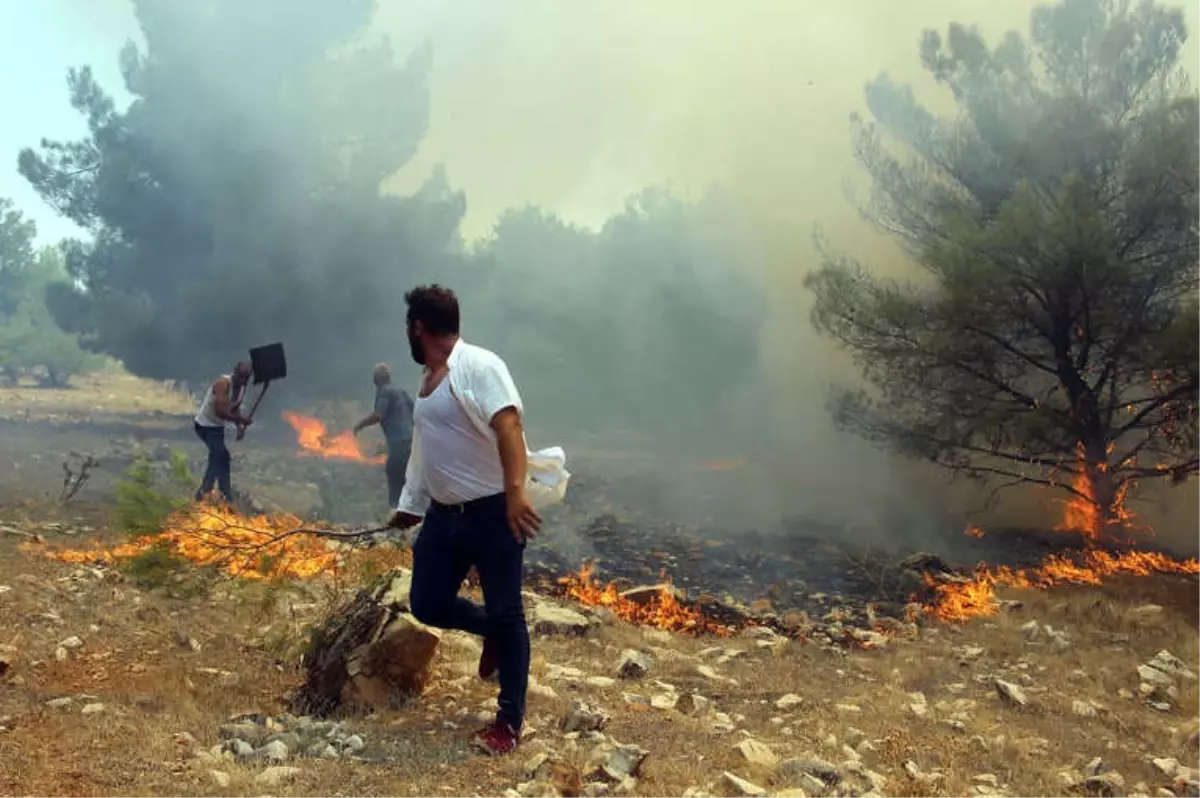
left=478, top=638, right=498, bottom=682
left=474, top=720, right=519, bottom=756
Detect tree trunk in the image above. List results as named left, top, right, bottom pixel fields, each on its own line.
left=289, top=569, right=440, bottom=718
left=1080, top=437, right=1120, bottom=539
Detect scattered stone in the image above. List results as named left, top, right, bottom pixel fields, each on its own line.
left=1020, top=620, right=1040, bottom=640
left=775, top=694, right=804, bottom=711
left=209, top=770, right=230, bottom=788
left=723, top=772, right=767, bottom=797
left=1139, top=664, right=1176, bottom=688
left=778, top=757, right=841, bottom=786
left=771, top=790, right=809, bottom=798
left=677, top=693, right=710, bottom=715
left=973, top=774, right=999, bottom=787
left=255, top=766, right=301, bottom=787
left=650, top=694, right=677, bottom=711
left=1151, top=758, right=1180, bottom=778
left=908, top=692, right=929, bottom=718
left=585, top=676, right=616, bottom=689
left=834, top=704, right=861, bottom=714
left=589, top=741, right=649, bottom=782
left=994, top=679, right=1029, bottom=708
left=54, top=647, right=68, bottom=662
left=1072, top=699, right=1102, bottom=718
left=617, top=649, right=652, bottom=680
left=343, top=734, right=365, bottom=753
left=58, top=636, right=84, bottom=650
left=81, top=703, right=105, bottom=715
left=1147, top=650, right=1197, bottom=681
left=224, top=739, right=255, bottom=759
left=903, top=759, right=944, bottom=786
left=530, top=599, right=593, bottom=637
left=528, top=682, right=559, bottom=701
left=735, top=739, right=779, bottom=768
left=1083, top=771, right=1126, bottom=796
left=45, top=697, right=72, bottom=709
left=563, top=700, right=610, bottom=733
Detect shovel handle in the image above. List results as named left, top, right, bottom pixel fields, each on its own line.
left=246, top=381, right=271, bottom=422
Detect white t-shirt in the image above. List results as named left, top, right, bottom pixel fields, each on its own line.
left=414, top=376, right=508, bottom=504
left=194, top=374, right=233, bottom=428
left=396, top=338, right=570, bottom=516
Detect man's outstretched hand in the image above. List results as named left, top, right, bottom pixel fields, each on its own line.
left=505, top=485, right=542, bottom=544
left=387, top=510, right=422, bottom=530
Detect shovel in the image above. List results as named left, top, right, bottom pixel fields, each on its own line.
left=241, top=343, right=287, bottom=435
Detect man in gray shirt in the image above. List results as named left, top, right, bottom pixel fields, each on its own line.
left=354, top=363, right=415, bottom=508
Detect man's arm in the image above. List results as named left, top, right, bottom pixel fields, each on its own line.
left=353, top=412, right=383, bottom=435
left=354, top=391, right=391, bottom=435
left=212, top=378, right=252, bottom=425
left=491, top=406, right=541, bottom=542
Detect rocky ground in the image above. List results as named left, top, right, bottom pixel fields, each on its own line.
left=0, top=535, right=1198, bottom=797
left=0, top=373, right=1198, bottom=797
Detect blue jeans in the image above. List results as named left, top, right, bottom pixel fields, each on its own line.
left=193, top=422, right=231, bottom=501
left=409, top=493, right=528, bottom=730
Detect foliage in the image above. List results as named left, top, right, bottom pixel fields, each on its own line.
left=467, top=188, right=769, bottom=449
left=114, top=449, right=194, bottom=535
left=805, top=0, right=1198, bottom=529
left=0, top=203, right=104, bottom=386
left=19, top=0, right=464, bottom=395
left=0, top=198, right=37, bottom=318
left=122, top=543, right=191, bottom=591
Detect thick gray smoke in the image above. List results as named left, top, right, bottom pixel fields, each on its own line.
left=14, top=0, right=1199, bottom=544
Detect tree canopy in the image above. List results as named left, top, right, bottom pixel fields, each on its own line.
left=467, top=188, right=768, bottom=450
left=19, top=0, right=464, bottom=395
left=0, top=200, right=104, bottom=386
left=19, top=0, right=765, bottom=456
left=806, top=0, right=1199, bottom=535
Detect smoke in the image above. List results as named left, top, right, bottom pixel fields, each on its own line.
left=17, top=0, right=1200, bottom=543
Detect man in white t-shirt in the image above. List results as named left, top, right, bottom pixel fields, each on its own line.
left=388, top=284, right=543, bottom=756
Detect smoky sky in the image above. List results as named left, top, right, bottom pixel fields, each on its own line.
left=22, top=0, right=1200, bottom=545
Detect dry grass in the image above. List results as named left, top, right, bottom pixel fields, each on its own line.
left=2, top=529, right=1197, bottom=797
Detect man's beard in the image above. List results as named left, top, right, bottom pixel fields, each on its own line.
left=408, top=332, right=425, bottom=366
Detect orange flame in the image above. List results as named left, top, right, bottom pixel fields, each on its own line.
left=282, top=411, right=384, bottom=464
left=1054, top=444, right=1137, bottom=540
left=926, top=549, right=1200, bottom=622
left=28, top=503, right=341, bottom=581
left=558, top=564, right=733, bottom=636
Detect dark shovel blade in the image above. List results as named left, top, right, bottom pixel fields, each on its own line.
left=249, top=343, right=287, bottom=384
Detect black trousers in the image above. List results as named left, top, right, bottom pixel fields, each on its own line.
left=409, top=493, right=528, bottom=730
left=194, top=422, right=231, bottom=501
left=385, top=439, right=412, bottom=508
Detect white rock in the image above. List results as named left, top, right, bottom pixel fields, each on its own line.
left=210, top=770, right=230, bottom=788
left=651, top=693, right=678, bottom=711
left=562, top=699, right=609, bottom=733
left=775, top=694, right=804, bottom=711
left=59, top=636, right=84, bottom=650
left=585, top=676, right=617, bottom=689
left=994, top=679, right=1028, bottom=707
left=1148, top=650, right=1197, bottom=681
left=259, top=739, right=289, bottom=762
left=45, top=697, right=72, bottom=709
left=81, top=703, right=105, bottom=715
left=617, top=649, right=652, bottom=679
left=723, top=772, right=767, bottom=797
left=255, top=766, right=301, bottom=787
left=735, top=739, right=779, bottom=768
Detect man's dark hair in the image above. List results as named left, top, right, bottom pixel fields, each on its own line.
left=405, top=284, right=460, bottom=336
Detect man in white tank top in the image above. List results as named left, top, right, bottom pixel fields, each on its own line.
left=193, top=361, right=254, bottom=502
left=389, top=285, right=543, bottom=757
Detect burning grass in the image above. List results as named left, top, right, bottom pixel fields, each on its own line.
left=27, top=502, right=341, bottom=580
left=926, top=547, right=1200, bottom=622
left=282, top=410, right=383, bottom=464
left=557, top=564, right=735, bottom=636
